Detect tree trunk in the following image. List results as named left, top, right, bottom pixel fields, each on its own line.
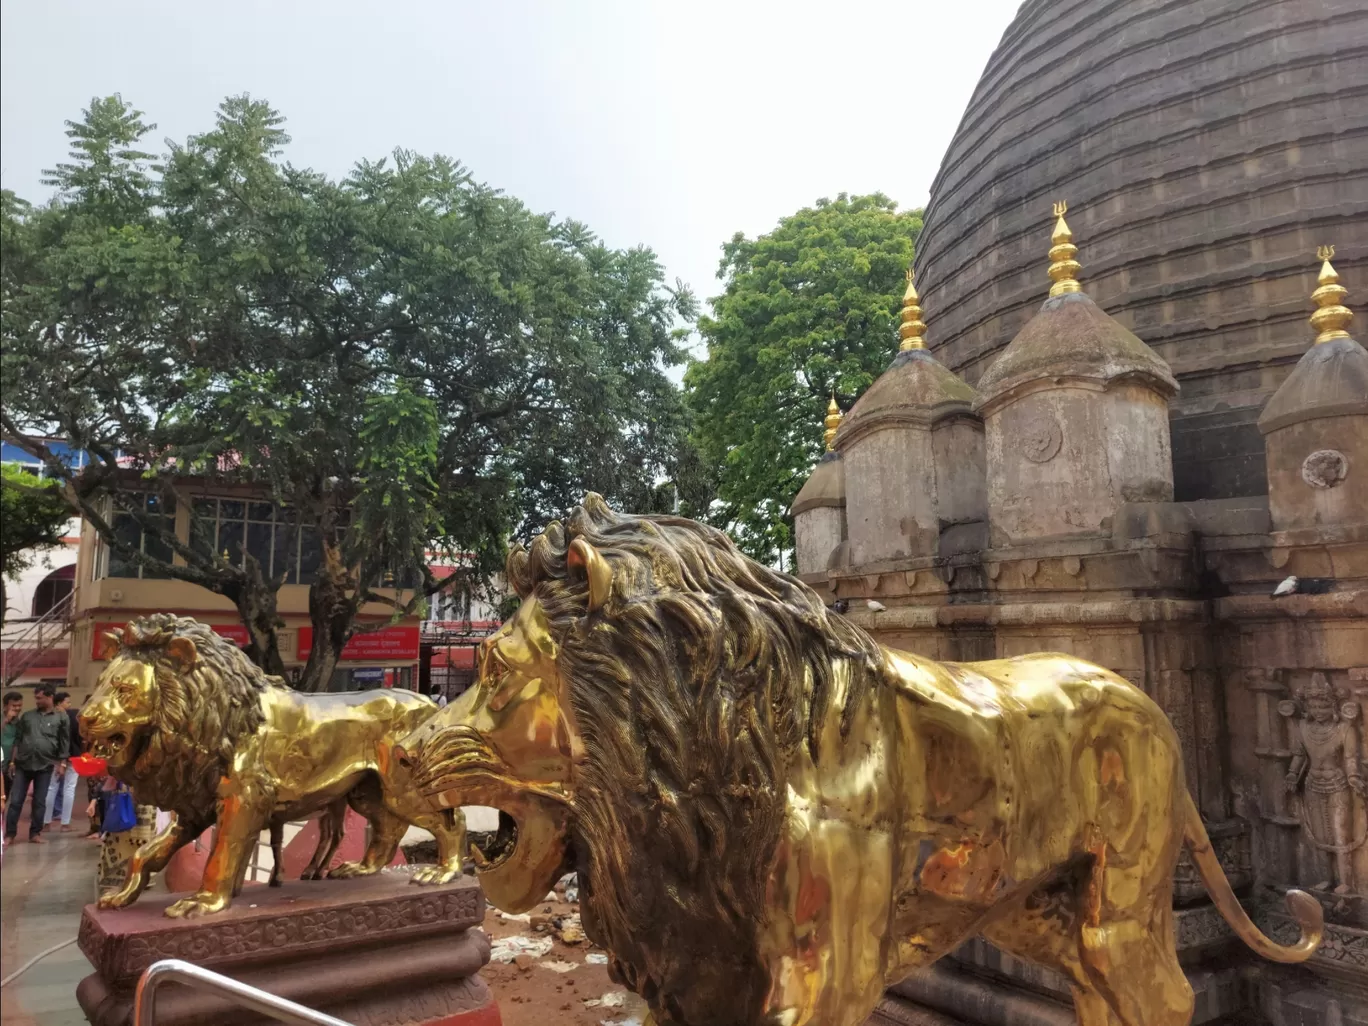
left=298, top=540, right=361, bottom=693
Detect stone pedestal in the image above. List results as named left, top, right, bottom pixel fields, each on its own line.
left=76, top=874, right=500, bottom=1026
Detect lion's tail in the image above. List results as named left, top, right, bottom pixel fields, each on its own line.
left=1183, top=791, right=1322, bottom=963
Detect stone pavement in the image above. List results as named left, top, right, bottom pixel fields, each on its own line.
left=1, top=829, right=102, bottom=1026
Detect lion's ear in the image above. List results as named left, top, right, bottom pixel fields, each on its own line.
left=506, top=545, right=532, bottom=599
left=164, top=636, right=199, bottom=670
left=567, top=538, right=612, bottom=613
left=98, top=629, right=124, bottom=661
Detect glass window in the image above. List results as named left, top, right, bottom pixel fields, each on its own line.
left=107, top=512, right=142, bottom=578
left=218, top=519, right=244, bottom=568
left=273, top=523, right=299, bottom=584
left=103, top=493, right=176, bottom=579
left=299, top=528, right=323, bottom=584
left=246, top=521, right=273, bottom=574
left=191, top=500, right=218, bottom=560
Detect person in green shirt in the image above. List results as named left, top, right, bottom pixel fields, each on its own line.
left=1, top=691, right=22, bottom=798
left=4, top=683, right=70, bottom=843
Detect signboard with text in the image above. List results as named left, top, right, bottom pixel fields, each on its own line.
left=92, top=621, right=250, bottom=659
left=296, top=625, right=419, bottom=663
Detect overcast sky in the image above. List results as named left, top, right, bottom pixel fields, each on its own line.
left=1, top=0, right=1021, bottom=329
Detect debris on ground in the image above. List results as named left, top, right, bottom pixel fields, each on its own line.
left=489, top=935, right=555, bottom=963
left=585, top=991, right=628, bottom=1008
left=480, top=895, right=646, bottom=1026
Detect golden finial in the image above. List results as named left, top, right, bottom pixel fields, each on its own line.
left=898, top=268, right=927, bottom=351
left=1047, top=201, right=1082, bottom=297
left=823, top=394, right=842, bottom=451
left=1310, top=245, right=1353, bottom=344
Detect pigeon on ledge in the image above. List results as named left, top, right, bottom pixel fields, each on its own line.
left=866, top=600, right=887, bottom=612
left=1272, top=576, right=1299, bottom=597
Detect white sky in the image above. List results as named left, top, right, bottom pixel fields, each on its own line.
left=1, top=0, right=1022, bottom=336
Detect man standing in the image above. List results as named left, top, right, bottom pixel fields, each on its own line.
left=1, top=691, right=22, bottom=801
left=45, top=691, right=84, bottom=831
left=4, top=684, right=70, bottom=844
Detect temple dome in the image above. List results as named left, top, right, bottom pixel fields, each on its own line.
left=791, top=451, right=846, bottom=516
left=976, top=291, right=1178, bottom=413
left=833, top=348, right=978, bottom=447
left=1259, top=252, right=1368, bottom=433
left=834, top=273, right=979, bottom=448
left=912, top=0, right=1368, bottom=500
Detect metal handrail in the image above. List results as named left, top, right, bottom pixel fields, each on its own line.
left=1, top=590, right=75, bottom=685
left=133, top=959, right=353, bottom=1026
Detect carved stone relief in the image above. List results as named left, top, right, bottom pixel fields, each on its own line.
left=1018, top=414, right=1062, bottom=464
left=1280, top=672, right=1367, bottom=896
left=1302, top=449, right=1349, bottom=489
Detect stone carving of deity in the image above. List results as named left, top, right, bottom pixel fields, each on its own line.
left=1281, top=672, right=1365, bottom=894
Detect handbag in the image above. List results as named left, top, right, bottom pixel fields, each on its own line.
left=103, top=789, right=139, bottom=833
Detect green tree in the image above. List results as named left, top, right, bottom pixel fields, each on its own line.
left=0, top=465, right=72, bottom=624
left=684, top=193, right=922, bottom=566
left=2, top=95, right=694, bottom=689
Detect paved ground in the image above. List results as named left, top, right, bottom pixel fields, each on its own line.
left=1, top=827, right=101, bottom=1026
left=0, top=805, right=502, bottom=1026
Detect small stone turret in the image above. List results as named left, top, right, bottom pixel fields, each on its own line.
left=1258, top=247, right=1368, bottom=534
left=792, top=396, right=848, bottom=575
left=974, top=204, right=1178, bottom=545
left=833, top=271, right=986, bottom=565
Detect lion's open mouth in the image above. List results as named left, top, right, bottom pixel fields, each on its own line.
left=88, top=731, right=128, bottom=760
left=469, top=810, right=520, bottom=871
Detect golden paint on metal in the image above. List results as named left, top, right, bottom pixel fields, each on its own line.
left=823, top=395, right=842, bottom=451
left=405, top=496, right=1323, bottom=1026
left=898, top=268, right=927, bottom=351
left=81, top=615, right=464, bottom=918
left=1311, top=244, right=1353, bottom=343
left=1048, top=200, right=1083, bottom=297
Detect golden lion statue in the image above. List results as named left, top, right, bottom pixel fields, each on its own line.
left=399, top=495, right=1323, bottom=1026
left=81, top=615, right=466, bottom=918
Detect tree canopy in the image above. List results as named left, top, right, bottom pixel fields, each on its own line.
left=1, top=94, right=695, bottom=688
left=684, top=193, right=922, bottom=566
left=0, top=465, right=72, bottom=623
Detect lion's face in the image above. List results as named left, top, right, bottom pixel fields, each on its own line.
left=82, top=654, right=160, bottom=773
left=403, top=595, right=578, bottom=912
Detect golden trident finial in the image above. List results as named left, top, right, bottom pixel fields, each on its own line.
left=1310, top=245, right=1353, bottom=344
left=898, top=267, right=927, bottom=351
left=823, top=394, right=843, bottom=451
left=1048, top=201, right=1083, bottom=297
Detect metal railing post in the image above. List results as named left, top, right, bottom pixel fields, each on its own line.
left=133, top=959, right=353, bottom=1026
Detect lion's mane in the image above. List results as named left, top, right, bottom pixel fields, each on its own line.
left=112, top=614, right=278, bottom=818
left=507, top=495, right=884, bottom=1022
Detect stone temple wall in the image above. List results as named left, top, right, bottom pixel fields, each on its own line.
left=911, top=0, right=1368, bottom=502
left=810, top=501, right=1368, bottom=1024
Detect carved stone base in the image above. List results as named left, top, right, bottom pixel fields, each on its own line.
left=75, top=874, right=500, bottom=1026
left=1257, top=967, right=1368, bottom=1026
left=879, top=939, right=1254, bottom=1025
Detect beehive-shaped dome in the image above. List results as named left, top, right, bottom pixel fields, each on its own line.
left=912, top=0, right=1368, bottom=501
left=1258, top=249, right=1368, bottom=531
left=792, top=398, right=849, bottom=575
left=833, top=275, right=987, bottom=565
left=975, top=209, right=1177, bottom=545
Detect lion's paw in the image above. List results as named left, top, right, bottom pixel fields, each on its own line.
left=327, top=861, right=379, bottom=880
left=164, top=894, right=228, bottom=918
left=410, top=864, right=460, bottom=886
left=97, top=888, right=139, bottom=910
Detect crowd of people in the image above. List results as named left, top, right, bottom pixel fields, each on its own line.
left=2, top=684, right=104, bottom=848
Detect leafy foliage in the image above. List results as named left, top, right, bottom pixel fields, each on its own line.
left=0, top=465, right=71, bottom=582
left=685, top=194, right=922, bottom=567
left=1, top=94, right=694, bottom=687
